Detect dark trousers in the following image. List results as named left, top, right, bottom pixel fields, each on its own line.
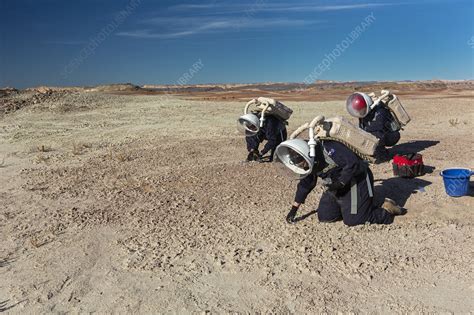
left=375, top=131, right=401, bottom=161
left=317, top=170, right=394, bottom=226
left=382, top=131, right=401, bottom=147
left=245, top=129, right=287, bottom=157
left=246, top=133, right=264, bottom=152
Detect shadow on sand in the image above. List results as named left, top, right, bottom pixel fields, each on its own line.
left=294, top=210, right=317, bottom=222
left=0, top=257, right=17, bottom=268
left=390, top=140, right=440, bottom=155
left=0, top=300, right=26, bottom=312
left=374, top=177, right=432, bottom=207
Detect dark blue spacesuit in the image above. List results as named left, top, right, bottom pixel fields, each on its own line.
left=290, top=140, right=394, bottom=226
left=359, top=104, right=401, bottom=151
left=246, top=114, right=287, bottom=161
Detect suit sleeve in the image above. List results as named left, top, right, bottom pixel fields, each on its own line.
left=261, top=118, right=282, bottom=156
left=294, top=172, right=318, bottom=204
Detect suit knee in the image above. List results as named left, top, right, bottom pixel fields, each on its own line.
left=318, top=212, right=342, bottom=223
left=384, top=132, right=400, bottom=147
left=342, top=216, right=365, bottom=226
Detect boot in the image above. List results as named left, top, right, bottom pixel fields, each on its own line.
left=382, top=198, right=403, bottom=215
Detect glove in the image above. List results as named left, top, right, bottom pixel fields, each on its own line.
left=322, top=178, right=345, bottom=191
left=246, top=150, right=261, bottom=162
left=258, top=151, right=268, bottom=163
left=286, top=206, right=299, bottom=224
left=258, top=151, right=272, bottom=163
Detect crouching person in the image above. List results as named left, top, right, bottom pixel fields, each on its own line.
left=346, top=92, right=401, bottom=160
left=276, top=139, right=403, bottom=226
left=238, top=97, right=292, bottom=162
left=244, top=113, right=287, bottom=162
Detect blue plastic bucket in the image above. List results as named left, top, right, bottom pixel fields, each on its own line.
left=440, top=168, right=473, bottom=197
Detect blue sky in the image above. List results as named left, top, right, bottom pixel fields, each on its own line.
left=0, top=0, right=473, bottom=88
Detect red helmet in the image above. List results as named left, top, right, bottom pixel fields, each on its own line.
left=346, top=92, right=373, bottom=118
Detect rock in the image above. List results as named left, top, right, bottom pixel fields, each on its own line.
left=90, top=83, right=141, bottom=92
left=35, top=86, right=53, bottom=94
left=0, top=87, right=18, bottom=97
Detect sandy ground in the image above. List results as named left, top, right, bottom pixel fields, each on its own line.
left=0, top=90, right=473, bottom=313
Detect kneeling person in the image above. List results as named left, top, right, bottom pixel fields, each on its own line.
left=284, top=140, right=403, bottom=226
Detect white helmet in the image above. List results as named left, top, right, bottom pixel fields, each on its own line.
left=274, top=139, right=314, bottom=179
left=346, top=92, right=373, bottom=118
left=237, top=113, right=260, bottom=136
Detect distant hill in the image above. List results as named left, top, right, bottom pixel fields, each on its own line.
left=2, top=80, right=472, bottom=95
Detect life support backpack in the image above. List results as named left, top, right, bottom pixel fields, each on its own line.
left=369, top=90, right=411, bottom=132
left=245, top=97, right=293, bottom=121
left=290, top=115, right=380, bottom=162
left=315, top=116, right=379, bottom=160
left=392, top=153, right=424, bottom=178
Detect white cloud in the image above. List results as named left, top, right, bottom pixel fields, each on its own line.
left=168, top=2, right=396, bottom=14
left=271, top=3, right=395, bottom=12
left=118, top=1, right=396, bottom=39
left=170, top=4, right=220, bottom=10
left=117, top=17, right=322, bottom=39
left=116, top=29, right=197, bottom=39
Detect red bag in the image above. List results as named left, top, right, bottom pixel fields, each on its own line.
left=392, top=153, right=424, bottom=178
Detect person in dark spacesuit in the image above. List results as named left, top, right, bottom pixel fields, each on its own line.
left=245, top=113, right=287, bottom=162
left=346, top=92, right=401, bottom=160
left=285, top=139, right=404, bottom=226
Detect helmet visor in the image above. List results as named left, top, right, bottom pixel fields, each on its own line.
left=274, top=140, right=314, bottom=180
left=237, top=114, right=260, bottom=136
left=346, top=93, right=369, bottom=118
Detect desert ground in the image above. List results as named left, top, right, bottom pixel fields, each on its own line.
left=1, top=83, right=473, bottom=313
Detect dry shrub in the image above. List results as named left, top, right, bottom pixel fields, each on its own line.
left=107, top=147, right=132, bottom=162
left=35, top=154, right=50, bottom=164
left=28, top=145, right=52, bottom=154
left=30, top=236, right=44, bottom=248
left=111, top=176, right=154, bottom=193
left=72, top=144, right=82, bottom=155
left=30, top=231, right=56, bottom=248
left=36, top=145, right=52, bottom=152
left=448, top=118, right=460, bottom=127
left=116, top=153, right=132, bottom=162
left=140, top=182, right=155, bottom=193
left=30, top=237, right=40, bottom=248
left=72, top=142, right=92, bottom=155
